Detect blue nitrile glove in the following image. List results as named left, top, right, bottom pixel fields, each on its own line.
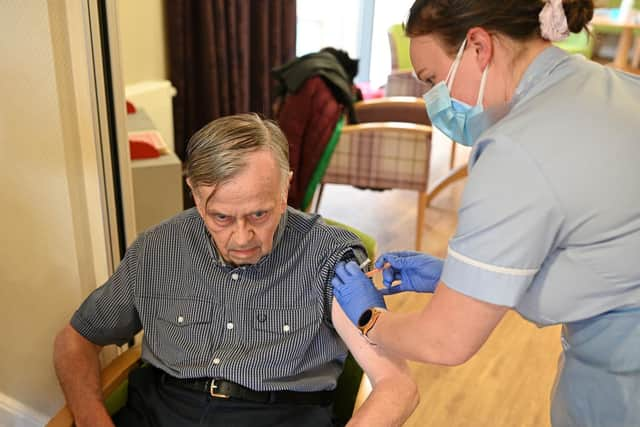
left=375, top=251, right=444, bottom=295
left=332, top=261, right=387, bottom=326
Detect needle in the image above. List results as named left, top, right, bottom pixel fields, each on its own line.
left=365, top=262, right=390, bottom=278
left=364, top=262, right=401, bottom=286
left=358, top=258, right=371, bottom=270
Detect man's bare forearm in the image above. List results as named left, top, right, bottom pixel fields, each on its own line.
left=348, top=374, right=419, bottom=427
left=53, top=324, right=113, bottom=427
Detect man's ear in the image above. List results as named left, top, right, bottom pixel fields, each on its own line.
left=186, top=177, right=197, bottom=203
left=467, top=27, right=493, bottom=70
left=280, top=171, right=293, bottom=209
left=187, top=178, right=204, bottom=214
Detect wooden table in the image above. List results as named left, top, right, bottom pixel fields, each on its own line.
left=591, top=8, right=640, bottom=71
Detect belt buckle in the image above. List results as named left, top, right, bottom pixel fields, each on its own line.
left=209, top=380, right=230, bottom=399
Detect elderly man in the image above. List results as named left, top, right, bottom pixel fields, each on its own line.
left=53, top=114, right=418, bottom=427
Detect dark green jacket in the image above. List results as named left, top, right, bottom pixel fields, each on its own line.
left=272, top=51, right=357, bottom=123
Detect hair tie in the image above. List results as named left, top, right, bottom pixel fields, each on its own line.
left=539, top=0, right=570, bottom=42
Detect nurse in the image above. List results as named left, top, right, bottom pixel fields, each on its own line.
left=332, top=1, right=640, bottom=426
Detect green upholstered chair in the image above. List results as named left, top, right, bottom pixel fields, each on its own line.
left=47, top=222, right=376, bottom=427
left=300, top=116, right=346, bottom=212
left=388, top=23, right=413, bottom=71
left=553, top=29, right=596, bottom=58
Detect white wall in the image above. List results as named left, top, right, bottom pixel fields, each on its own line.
left=0, top=0, right=110, bottom=421
left=116, top=0, right=169, bottom=85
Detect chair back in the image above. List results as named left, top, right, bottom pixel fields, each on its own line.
left=388, top=24, right=412, bottom=71
left=355, top=96, right=430, bottom=126
left=553, top=29, right=595, bottom=58
left=322, top=218, right=377, bottom=260
left=385, top=70, right=430, bottom=97
left=322, top=123, right=432, bottom=192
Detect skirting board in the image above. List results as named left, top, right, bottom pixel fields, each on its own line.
left=0, top=392, right=48, bottom=427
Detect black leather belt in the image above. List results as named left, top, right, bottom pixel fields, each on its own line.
left=159, top=371, right=335, bottom=405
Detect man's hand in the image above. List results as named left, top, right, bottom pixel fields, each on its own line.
left=332, top=261, right=386, bottom=326
left=53, top=324, right=114, bottom=427
left=375, top=251, right=443, bottom=295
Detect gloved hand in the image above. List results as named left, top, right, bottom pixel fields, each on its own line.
left=332, top=261, right=386, bottom=326
left=375, top=251, right=444, bottom=295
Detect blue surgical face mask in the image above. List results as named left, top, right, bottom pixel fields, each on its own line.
left=422, top=39, right=490, bottom=147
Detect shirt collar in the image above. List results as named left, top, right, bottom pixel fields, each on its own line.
left=204, top=208, right=289, bottom=267
left=514, top=46, right=570, bottom=100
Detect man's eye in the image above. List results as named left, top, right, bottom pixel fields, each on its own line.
left=252, top=211, right=267, bottom=220
left=213, top=214, right=231, bottom=224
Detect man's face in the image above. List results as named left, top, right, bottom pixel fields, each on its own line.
left=189, top=150, right=288, bottom=266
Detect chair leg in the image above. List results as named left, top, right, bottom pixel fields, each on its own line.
left=449, top=141, right=457, bottom=170
left=416, top=191, right=428, bottom=250
left=425, top=164, right=468, bottom=206
left=313, top=183, right=326, bottom=213
left=632, top=36, right=640, bottom=69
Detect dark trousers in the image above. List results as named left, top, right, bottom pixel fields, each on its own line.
left=112, top=366, right=338, bottom=427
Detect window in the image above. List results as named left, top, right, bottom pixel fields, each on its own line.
left=296, top=0, right=362, bottom=58
left=296, top=0, right=415, bottom=88
left=369, top=0, right=415, bottom=88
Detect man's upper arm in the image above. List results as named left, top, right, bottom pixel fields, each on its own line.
left=331, top=297, right=412, bottom=385
left=323, top=245, right=368, bottom=328
left=71, top=237, right=143, bottom=346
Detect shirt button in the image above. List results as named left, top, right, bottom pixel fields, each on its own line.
left=213, top=358, right=221, bottom=365
left=231, top=273, right=239, bottom=280
left=226, top=322, right=234, bottom=330
left=177, top=316, right=184, bottom=324
left=257, top=313, right=267, bottom=323
left=283, top=324, right=290, bottom=332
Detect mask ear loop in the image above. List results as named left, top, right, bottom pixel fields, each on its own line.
left=446, top=38, right=468, bottom=89
left=476, top=63, right=490, bottom=107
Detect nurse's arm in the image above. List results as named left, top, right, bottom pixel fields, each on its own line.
left=332, top=297, right=419, bottom=427
left=368, top=282, right=509, bottom=366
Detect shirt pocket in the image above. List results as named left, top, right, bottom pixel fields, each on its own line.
left=147, top=297, right=221, bottom=367
left=250, top=306, right=321, bottom=365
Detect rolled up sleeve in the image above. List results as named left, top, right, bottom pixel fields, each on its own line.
left=441, top=140, right=565, bottom=307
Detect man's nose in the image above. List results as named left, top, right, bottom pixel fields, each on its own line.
left=233, top=220, right=254, bottom=245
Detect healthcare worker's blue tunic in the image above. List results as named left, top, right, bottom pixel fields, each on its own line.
left=440, top=46, right=640, bottom=427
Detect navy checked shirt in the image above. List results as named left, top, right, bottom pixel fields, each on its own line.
left=71, top=207, right=367, bottom=392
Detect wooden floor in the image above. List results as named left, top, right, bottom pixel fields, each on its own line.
left=315, top=136, right=562, bottom=427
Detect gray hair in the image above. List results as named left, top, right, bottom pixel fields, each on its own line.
left=185, top=113, right=290, bottom=193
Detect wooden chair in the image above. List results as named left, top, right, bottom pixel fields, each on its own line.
left=383, top=76, right=460, bottom=171
left=47, top=221, right=377, bottom=427
left=358, top=97, right=469, bottom=203
left=356, top=95, right=461, bottom=172
left=318, top=121, right=432, bottom=250
left=47, top=345, right=142, bottom=426
left=315, top=97, right=469, bottom=250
